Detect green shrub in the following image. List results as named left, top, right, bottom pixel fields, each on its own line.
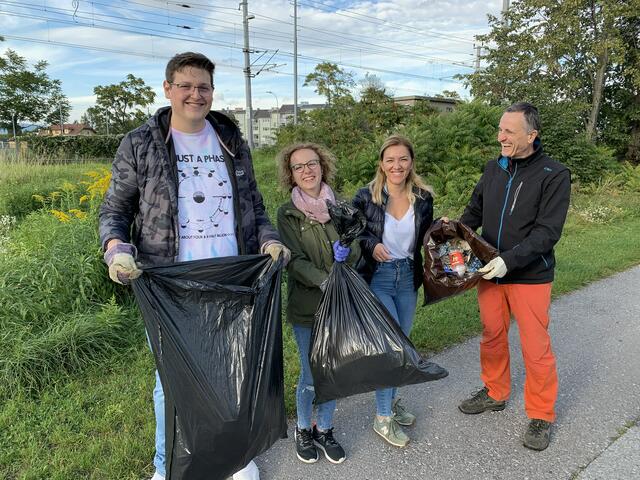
left=26, top=134, right=124, bottom=160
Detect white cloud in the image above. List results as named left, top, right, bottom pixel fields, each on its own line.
left=2, top=0, right=503, bottom=120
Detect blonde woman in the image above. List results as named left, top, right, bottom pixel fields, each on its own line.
left=276, top=143, right=360, bottom=465
left=353, top=134, right=435, bottom=448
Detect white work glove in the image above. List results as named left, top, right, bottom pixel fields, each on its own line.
left=103, top=242, right=142, bottom=285
left=479, top=256, right=508, bottom=280
left=263, top=241, right=291, bottom=266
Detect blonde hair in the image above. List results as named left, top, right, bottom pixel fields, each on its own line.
left=369, top=134, right=434, bottom=205
left=276, top=142, right=337, bottom=191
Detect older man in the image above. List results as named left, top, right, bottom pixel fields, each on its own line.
left=458, top=102, right=571, bottom=451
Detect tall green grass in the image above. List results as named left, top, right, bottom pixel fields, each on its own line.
left=0, top=160, right=109, bottom=218
left=0, top=211, right=140, bottom=397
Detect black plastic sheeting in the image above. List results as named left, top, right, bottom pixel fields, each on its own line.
left=132, top=255, right=286, bottom=480
left=310, top=201, right=448, bottom=404
left=423, top=219, right=499, bottom=305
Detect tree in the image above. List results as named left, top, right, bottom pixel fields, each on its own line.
left=434, top=90, right=461, bottom=100
left=463, top=0, right=639, bottom=151
left=86, top=74, right=156, bottom=134
left=0, top=49, right=71, bottom=135
left=303, top=62, right=355, bottom=105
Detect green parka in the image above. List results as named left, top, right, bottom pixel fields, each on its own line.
left=277, top=199, right=361, bottom=326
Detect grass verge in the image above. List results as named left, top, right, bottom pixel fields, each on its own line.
left=1, top=154, right=639, bottom=478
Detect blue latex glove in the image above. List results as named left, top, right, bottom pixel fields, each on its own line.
left=333, top=240, right=350, bottom=263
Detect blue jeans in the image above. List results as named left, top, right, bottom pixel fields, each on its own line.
left=370, top=258, right=418, bottom=417
left=292, top=324, right=336, bottom=431
left=153, top=371, right=166, bottom=475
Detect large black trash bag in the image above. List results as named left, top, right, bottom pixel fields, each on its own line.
left=132, top=255, right=287, bottom=480
left=310, top=202, right=448, bottom=404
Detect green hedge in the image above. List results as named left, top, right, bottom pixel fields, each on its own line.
left=26, top=134, right=124, bottom=160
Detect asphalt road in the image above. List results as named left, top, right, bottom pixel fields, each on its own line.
left=255, top=266, right=640, bottom=480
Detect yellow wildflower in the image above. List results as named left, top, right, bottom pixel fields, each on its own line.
left=69, top=209, right=88, bottom=219
left=51, top=209, right=71, bottom=223
left=61, top=181, right=77, bottom=192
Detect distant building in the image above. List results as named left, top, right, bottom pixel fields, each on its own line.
left=222, top=102, right=326, bottom=148
left=38, top=123, right=96, bottom=136
left=392, top=95, right=459, bottom=113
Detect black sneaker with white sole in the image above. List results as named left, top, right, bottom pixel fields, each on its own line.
left=313, top=425, right=346, bottom=464
left=295, top=426, right=319, bottom=463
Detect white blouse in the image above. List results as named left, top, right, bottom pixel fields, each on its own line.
left=382, top=205, right=415, bottom=260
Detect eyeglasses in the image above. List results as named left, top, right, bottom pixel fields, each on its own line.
left=290, top=159, right=320, bottom=173
left=170, top=82, right=214, bottom=95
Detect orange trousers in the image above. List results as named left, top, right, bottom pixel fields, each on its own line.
left=477, top=280, right=557, bottom=422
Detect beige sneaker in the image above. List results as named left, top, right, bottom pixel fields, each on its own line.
left=373, top=416, right=409, bottom=447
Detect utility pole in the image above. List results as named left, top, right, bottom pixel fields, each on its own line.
left=475, top=45, right=482, bottom=72
left=503, top=0, right=510, bottom=25
left=11, top=112, right=16, bottom=141
left=106, top=110, right=110, bottom=136
left=59, top=103, right=64, bottom=135
left=241, top=0, right=255, bottom=149
left=293, top=0, right=298, bottom=124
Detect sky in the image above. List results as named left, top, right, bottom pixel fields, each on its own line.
left=0, top=0, right=505, bottom=123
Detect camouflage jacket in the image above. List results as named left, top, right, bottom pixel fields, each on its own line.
left=99, top=106, right=279, bottom=265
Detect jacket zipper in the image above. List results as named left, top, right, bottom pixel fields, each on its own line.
left=509, top=181, right=523, bottom=215
left=496, top=162, right=518, bottom=284
left=216, top=130, right=247, bottom=255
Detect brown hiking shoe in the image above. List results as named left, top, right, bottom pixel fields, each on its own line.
left=458, top=387, right=506, bottom=414
left=523, top=419, right=551, bottom=451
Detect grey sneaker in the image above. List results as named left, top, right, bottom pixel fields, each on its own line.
left=458, top=387, right=506, bottom=414
left=373, top=416, right=409, bottom=447
left=392, top=397, right=416, bottom=426
left=523, top=419, right=551, bottom=451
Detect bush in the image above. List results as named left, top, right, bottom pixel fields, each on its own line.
left=25, top=134, right=124, bottom=160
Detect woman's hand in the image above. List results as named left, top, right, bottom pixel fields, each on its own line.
left=373, top=243, right=392, bottom=262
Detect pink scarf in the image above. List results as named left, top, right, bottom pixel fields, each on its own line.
left=291, top=182, right=336, bottom=224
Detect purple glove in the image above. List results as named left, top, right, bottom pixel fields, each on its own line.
left=332, top=240, right=350, bottom=263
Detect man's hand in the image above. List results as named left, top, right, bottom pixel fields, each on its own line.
left=264, top=242, right=291, bottom=265
left=479, top=256, right=508, bottom=280
left=332, top=240, right=350, bottom=263
left=104, top=242, right=142, bottom=285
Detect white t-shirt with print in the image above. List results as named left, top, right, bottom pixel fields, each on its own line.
left=173, top=122, right=238, bottom=261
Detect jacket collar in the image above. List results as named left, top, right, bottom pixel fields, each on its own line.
left=150, top=106, right=243, bottom=155
left=498, top=137, right=544, bottom=170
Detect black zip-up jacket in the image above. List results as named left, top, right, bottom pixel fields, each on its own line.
left=99, top=106, right=279, bottom=265
left=460, top=139, right=571, bottom=284
left=353, top=186, right=433, bottom=290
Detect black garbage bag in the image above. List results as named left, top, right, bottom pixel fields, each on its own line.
left=132, top=255, right=286, bottom=480
left=423, top=219, right=498, bottom=305
left=310, top=202, right=448, bottom=404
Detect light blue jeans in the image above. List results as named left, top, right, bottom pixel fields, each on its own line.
left=293, top=324, right=336, bottom=431
left=370, top=258, right=418, bottom=417
left=152, top=371, right=166, bottom=475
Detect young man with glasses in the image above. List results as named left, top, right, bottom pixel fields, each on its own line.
left=99, top=51, right=289, bottom=480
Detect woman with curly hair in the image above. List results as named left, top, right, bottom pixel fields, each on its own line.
left=276, top=142, right=360, bottom=465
